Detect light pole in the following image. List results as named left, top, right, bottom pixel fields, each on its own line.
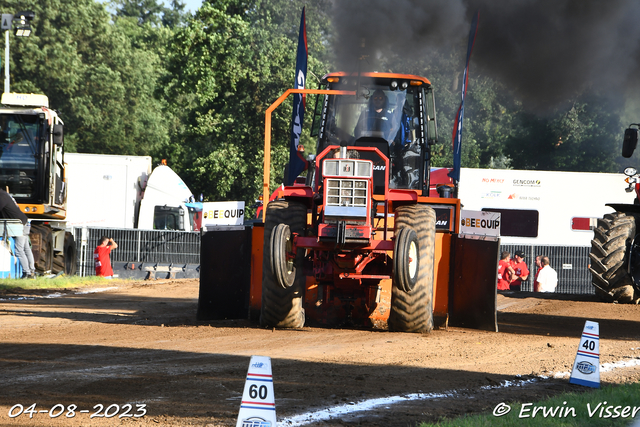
left=1, top=10, right=35, bottom=94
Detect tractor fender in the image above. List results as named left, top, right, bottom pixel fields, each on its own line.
left=606, top=203, right=640, bottom=215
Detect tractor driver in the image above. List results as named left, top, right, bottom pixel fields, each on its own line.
left=354, top=89, right=394, bottom=141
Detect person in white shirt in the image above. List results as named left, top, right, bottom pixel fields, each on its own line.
left=534, top=256, right=558, bottom=293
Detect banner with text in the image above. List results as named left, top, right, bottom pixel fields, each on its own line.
left=460, top=210, right=501, bottom=237
left=202, top=201, right=245, bottom=227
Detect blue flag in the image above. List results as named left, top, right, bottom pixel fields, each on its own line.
left=286, top=7, right=308, bottom=186
left=449, top=11, right=479, bottom=183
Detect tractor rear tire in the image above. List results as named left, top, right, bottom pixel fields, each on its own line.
left=389, top=204, right=436, bottom=333
left=589, top=212, right=639, bottom=303
left=260, top=200, right=307, bottom=328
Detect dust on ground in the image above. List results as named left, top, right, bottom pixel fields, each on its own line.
left=0, top=279, right=638, bottom=426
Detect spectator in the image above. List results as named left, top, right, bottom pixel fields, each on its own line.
left=534, top=255, right=543, bottom=281
left=0, top=188, right=35, bottom=278
left=94, top=236, right=118, bottom=279
left=535, top=256, right=558, bottom=293
left=497, top=251, right=515, bottom=291
left=509, top=250, right=529, bottom=292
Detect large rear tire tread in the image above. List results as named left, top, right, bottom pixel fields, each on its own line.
left=52, top=254, right=64, bottom=274
left=589, top=211, right=639, bottom=303
left=389, top=204, right=436, bottom=333
left=260, top=200, right=307, bottom=328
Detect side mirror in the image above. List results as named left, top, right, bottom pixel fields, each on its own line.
left=622, top=127, right=638, bottom=158
left=53, top=124, right=64, bottom=147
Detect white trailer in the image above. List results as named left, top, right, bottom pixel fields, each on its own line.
left=456, top=168, right=636, bottom=246
left=64, top=153, right=199, bottom=231
left=64, top=153, right=151, bottom=228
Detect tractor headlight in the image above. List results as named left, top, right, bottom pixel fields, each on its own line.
left=624, top=167, right=637, bottom=177
left=323, top=159, right=372, bottom=179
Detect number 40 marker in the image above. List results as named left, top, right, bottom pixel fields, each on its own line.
left=569, top=320, right=600, bottom=388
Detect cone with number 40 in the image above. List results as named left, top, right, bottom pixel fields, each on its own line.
left=569, top=320, right=600, bottom=388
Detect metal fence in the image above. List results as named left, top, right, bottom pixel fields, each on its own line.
left=73, top=227, right=201, bottom=277
left=500, top=244, right=592, bottom=294
left=69, top=228, right=594, bottom=294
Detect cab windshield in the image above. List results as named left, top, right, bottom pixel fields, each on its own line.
left=321, top=84, right=423, bottom=189
left=0, top=113, right=40, bottom=198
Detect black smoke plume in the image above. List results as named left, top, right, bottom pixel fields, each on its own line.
left=332, top=0, right=640, bottom=110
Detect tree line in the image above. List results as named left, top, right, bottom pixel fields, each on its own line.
left=0, top=0, right=636, bottom=210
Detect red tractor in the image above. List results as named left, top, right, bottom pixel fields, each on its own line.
left=259, top=72, right=464, bottom=332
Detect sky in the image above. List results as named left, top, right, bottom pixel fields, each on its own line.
left=175, top=0, right=203, bottom=14
left=99, top=0, right=204, bottom=14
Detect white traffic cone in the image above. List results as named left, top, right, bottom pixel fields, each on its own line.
left=569, top=320, right=600, bottom=388
left=236, top=356, right=277, bottom=427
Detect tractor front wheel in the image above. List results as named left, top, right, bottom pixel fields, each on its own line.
left=260, top=200, right=307, bottom=328
left=271, top=223, right=296, bottom=289
left=389, top=204, right=436, bottom=333
left=394, top=227, right=420, bottom=293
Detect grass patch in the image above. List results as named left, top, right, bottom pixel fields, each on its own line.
left=420, top=382, right=640, bottom=426
left=0, top=275, right=122, bottom=291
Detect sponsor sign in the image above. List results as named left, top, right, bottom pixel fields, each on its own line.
left=202, top=201, right=245, bottom=226
left=240, top=417, right=271, bottom=427
left=512, top=178, right=541, bottom=187
left=480, top=191, right=502, bottom=200
left=576, top=361, right=596, bottom=375
left=420, top=204, right=456, bottom=232
left=481, top=177, right=505, bottom=184
left=433, top=207, right=452, bottom=231
left=460, top=210, right=501, bottom=237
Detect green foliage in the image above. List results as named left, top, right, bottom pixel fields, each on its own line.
left=506, top=97, right=622, bottom=172
left=162, top=0, right=332, bottom=204
left=112, top=0, right=189, bottom=27
left=0, top=0, right=172, bottom=156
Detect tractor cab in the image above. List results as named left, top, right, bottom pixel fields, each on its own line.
left=311, top=72, right=438, bottom=195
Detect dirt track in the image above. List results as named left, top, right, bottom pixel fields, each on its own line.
left=0, top=279, right=639, bottom=427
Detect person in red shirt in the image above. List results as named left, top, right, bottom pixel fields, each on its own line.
left=94, top=236, right=118, bottom=278
left=509, top=250, right=529, bottom=291
left=497, top=251, right=515, bottom=291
